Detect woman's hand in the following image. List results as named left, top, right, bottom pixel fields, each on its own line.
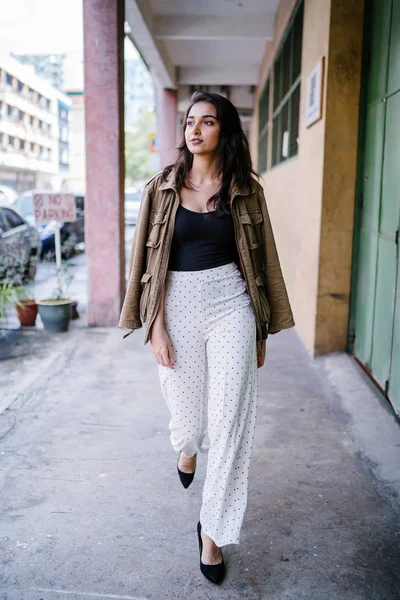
left=256, top=339, right=266, bottom=368
left=150, top=323, right=175, bottom=368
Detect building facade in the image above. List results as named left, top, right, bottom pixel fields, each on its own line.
left=250, top=0, right=399, bottom=414
left=12, top=53, right=66, bottom=91
left=0, top=53, right=70, bottom=193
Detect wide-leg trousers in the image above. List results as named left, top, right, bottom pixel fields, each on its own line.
left=157, top=261, right=258, bottom=546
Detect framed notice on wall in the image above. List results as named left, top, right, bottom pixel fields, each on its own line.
left=305, top=57, right=325, bottom=128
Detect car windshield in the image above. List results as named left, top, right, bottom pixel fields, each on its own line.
left=14, top=194, right=33, bottom=217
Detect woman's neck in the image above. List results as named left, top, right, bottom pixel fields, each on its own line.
left=189, top=154, right=221, bottom=187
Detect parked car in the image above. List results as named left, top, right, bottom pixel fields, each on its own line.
left=0, top=204, right=41, bottom=281
left=125, top=187, right=143, bottom=225
left=12, top=191, right=85, bottom=259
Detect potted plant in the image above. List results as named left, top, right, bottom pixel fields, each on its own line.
left=0, top=242, right=37, bottom=329
left=14, top=285, right=38, bottom=327
left=37, top=261, right=74, bottom=332
left=14, top=249, right=38, bottom=327
left=0, top=282, right=22, bottom=331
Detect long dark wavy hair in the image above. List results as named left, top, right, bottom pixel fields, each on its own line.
left=162, top=91, right=258, bottom=215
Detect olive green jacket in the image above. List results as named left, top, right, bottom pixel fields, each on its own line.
left=119, top=169, right=295, bottom=344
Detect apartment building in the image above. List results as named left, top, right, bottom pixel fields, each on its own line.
left=0, top=53, right=71, bottom=193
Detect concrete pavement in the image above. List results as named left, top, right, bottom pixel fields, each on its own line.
left=0, top=323, right=399, bottom=600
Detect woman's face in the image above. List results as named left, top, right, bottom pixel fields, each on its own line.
left=184, top=101, right=220, bottom=156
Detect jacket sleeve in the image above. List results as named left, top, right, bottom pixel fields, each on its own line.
left=118, top=182, right=153, bottom=331
left=256, top=183, right=295, bottom=334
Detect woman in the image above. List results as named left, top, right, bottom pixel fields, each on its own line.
left=119, top=91, right=295, bottom=585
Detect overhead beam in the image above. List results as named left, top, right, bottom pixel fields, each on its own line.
left=154, top=15, right=274, bottom=40
left=125, top=0, right=176, bottom=89
left=178, top=66, right=258, bottom=86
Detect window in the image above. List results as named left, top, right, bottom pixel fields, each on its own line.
left=18, top=110, right=24, bottom=121
left=7, top=104, right=13, bottom=116
left=0, top=209, right=8, bottom=232
left=30, top=115, right=34, bottom=125
left=30, top=142, right=35, bottom=152
left=75, top=196, right=84, bottom=211
left=6, top=73, right=12, bottom=86
left=3, top=208, right=24, bottom=229
left=17, top=80, right=23, bottom=92
left=19, top=139, right=25, bottom=150
left=61, top=148, right=69, bottom=164
left=271, top=0, right=303, bottom=167
left=258, top=79, right=270, bottom=172
left=8, top=136, right=15, bottom=148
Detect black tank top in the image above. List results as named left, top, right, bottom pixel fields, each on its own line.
left=167, top=203, right=240, bottom=271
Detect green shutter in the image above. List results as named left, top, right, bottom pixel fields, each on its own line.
left=352, top=0, right=400, bottom=414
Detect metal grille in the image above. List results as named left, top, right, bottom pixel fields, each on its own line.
left=258, top=79, right=270, bottom=172
left=282, top=35, right=292, bottom=99
left=272, top=116, right=279, bottom=167
left=290, top=84, right=301, bottom=156
left=270, top=0, right=304, bottom=167
left=281, top=100, right=289, bottom=162
left=258, top=132, right=268, bottom=173
left=273, top=57, right=281, bottom=110
left=292, top=3, right=304, bottom=83
left=258, top=80, right=270, bottom=130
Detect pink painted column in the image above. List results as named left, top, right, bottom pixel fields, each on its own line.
left=83, top=0, right=125, bottom=326
left=160, top=89, right=178, bottom=167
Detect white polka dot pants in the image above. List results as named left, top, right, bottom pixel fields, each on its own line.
left=157, top=261, right=258, bottom=546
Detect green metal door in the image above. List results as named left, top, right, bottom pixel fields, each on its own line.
left=352, top=0, right=400, bottom=414
left=387, top=0, right=400, bottom=411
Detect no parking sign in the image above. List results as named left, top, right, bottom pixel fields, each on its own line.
left=33, top=193, right=76, bottom=224
left=33, top=192, right=77, bottom=277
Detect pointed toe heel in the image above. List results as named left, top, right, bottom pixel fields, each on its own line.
left=177, top=451, right=196, bottom=489
left=197, top=521, right=225, bottom=584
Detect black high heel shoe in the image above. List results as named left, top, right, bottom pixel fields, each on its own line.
left=197, top=521, right=225, bottom=584
left=177, top=451, right=196, bottom=489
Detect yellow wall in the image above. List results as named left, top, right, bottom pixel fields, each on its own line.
left=252, top=0, right=364, bottom=356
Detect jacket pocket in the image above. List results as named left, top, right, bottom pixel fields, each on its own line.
left=139, top=272, right=152, bottom=321
left=240, top=210, right=263, bottom=250
left=255, top=272, right=271, bottom=325
left=146, top=209, right=167, bottom=248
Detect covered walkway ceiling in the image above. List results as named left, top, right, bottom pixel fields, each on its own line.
left=125, top=0, right=279, bottom=89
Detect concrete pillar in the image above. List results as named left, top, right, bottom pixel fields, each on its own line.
left=315, top=0, right=364, bottom=355
left=83, top=0, right=125, bottom=326
left=160, top=89, right=178, bottom=167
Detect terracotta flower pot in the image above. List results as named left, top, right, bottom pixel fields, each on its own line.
left=15, top=300, right=38, bottom=327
